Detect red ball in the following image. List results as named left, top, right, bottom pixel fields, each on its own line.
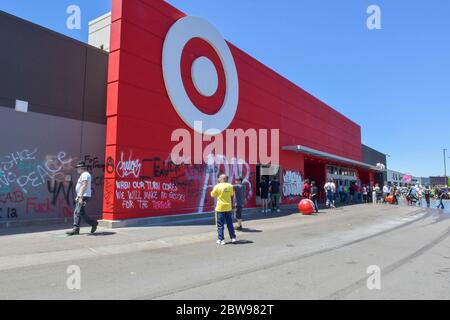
left=386, top=195, right=394, bottom=204
left=298, top=199, right=315, bottom=215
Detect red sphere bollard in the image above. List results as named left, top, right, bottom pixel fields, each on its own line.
left=298, top=199, right=315, bottom=215
left=386, top=195, right=394, bottom=204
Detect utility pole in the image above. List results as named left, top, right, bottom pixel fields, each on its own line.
left=444, top=149, right=448, bottom=177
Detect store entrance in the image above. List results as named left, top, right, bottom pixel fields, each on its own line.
left=304, top=159, right=326, bottom=202
left=255, top=164, right=281, bottom=206
left=327, top=165, right=360, bottom=205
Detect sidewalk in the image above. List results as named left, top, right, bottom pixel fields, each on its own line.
left=0, top=204, right=427, bottom=273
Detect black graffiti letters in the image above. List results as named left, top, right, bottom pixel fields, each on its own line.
left=47, top=180, right=74, bottom=206
left=0, top=208, right=18, bottom=219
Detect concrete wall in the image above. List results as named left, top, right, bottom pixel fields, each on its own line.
left=88, top=12, right=111, bottom=52
left=0, top=11, right=108, bottom=223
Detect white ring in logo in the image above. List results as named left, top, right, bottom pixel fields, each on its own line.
left=162, top=16, right=239, bottom=135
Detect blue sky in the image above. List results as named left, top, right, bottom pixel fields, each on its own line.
left=1, top=0, right=449, bottom=177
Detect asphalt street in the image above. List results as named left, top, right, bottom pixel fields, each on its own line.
left=0, top=203, right=449, bottom=300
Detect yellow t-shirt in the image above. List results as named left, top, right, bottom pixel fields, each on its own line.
left=211, top=183, right=234, bottom=212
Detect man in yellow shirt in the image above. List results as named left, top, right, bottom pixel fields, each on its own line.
left=211, top=174, right=237, bottom=245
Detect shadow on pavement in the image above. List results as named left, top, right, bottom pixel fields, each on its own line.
left=86, top=232, right=117, bottom=237
left=230, top=240, right=254, bottom=245
left=0, top=217, right=102, bottom=236
left=239, top=228, right=263, bottom=233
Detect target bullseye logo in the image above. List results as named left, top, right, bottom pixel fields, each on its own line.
left=162, top=17, right=239, bottom=134
left=191, top=57, right=219, bottom=97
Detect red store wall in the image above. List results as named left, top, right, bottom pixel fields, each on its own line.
left=103, top=0, right=362, bottom=220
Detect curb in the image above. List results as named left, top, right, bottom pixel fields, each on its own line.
left=99, top=205, right=299, bottom=229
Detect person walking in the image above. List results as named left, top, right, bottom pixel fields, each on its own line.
left=66, top=161, right=98, bottom=236
left=302, top=179, right=311, bottom=200
left=362, top=184, right=368, bottom=203
left=437, top=188, right=446, bottom=210
left=260, top=176, right=270, bottom=213
left=406, top=185, right=413, bottom=206
left=354, top=182, right=361, bottom=203
left=211, top=174, right=237, bottom=245
left=373, top=183, right=380, bottom=204
left=424, top=185, right=431, bottom=208
left=392, top=184, right=399, bottom=205
left=338, top=182, right=344, bottom=204
left=367, top=184, right=373, bottom=203
left=233, top=177, right=246, bottom=231
left=417, top=185, right=424, bottom=207
left=324, top=179, right=336, bottom=209
left=349, top=182, right=356, bottom=204
left=269, top=176, right=281, bottom=213
left=310, top=181, right=319, bottom=213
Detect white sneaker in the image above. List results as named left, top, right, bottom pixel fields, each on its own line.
left=277, top=209, right=281, bottom=213
left=267, top=209, right=272, bottom=213
left=216, top=240, right=226, bottom=245
left=231, top=238, right=237, bottom=244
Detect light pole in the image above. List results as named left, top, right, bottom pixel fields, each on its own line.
left=444, top=149, right=448, bottom=177
left=385, top=154, right=391, bottom=185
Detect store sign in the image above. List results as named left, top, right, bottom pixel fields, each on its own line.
left=162, top=16, right=239, bottom=135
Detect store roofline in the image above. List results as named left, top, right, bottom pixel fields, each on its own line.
left=282, top=145, right=384, bottom=172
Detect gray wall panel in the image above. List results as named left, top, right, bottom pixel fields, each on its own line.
left=0, top=11, right=108, bottom=223
left=362, top=144, right=386, bottom=167
left=0, top=107, right=105, bottom=221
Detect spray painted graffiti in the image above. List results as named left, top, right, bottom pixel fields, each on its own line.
left=283, top=170, right=303, bottom=198
left=0, top=191, right=25, bottom=204
left=116, top=152, right=142, bottom=178
left=0, top=149, right=73, bottom=194
left=0, top=207, right=18, bottom=219
left=114, top=178, right=186, bottom=210
left=107, top=151, right=255, bottom=215
left=47, top=180, right=75, bottom=206
left=198, top=154, right=253, bottom=213
left=0, top=148, right=105, bottom=221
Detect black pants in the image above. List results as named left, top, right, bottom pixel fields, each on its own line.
left=438, top=198, right=445, bottom=209
left=393, top=195, right=399, bottom=205
left=73, top=197, right=97, bottom=231
left=425, top=195, right=431, bottom=207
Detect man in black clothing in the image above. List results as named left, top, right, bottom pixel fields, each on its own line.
left=269, top=176, right=281, bottom=213
left=260, top=177, right=270, bottom=213
left=310, top=181, right=319, bottom=213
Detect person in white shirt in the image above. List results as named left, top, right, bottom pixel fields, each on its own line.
left=373, top=184, right=381, bottom=204
left=324, top=179, right=336, bottom=209
left=66, top=161, right=98, bottom=236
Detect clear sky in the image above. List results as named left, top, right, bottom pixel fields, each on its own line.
left=1, top=0, right=449, bottom=177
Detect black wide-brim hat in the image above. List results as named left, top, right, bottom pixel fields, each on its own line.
left=75, top=161, right=87, bottom=169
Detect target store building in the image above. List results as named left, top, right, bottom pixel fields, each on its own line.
left=98, top=0, right=384, bottom=222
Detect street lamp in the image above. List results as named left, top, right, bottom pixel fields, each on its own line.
left=444, top=149, right=448, bottom=177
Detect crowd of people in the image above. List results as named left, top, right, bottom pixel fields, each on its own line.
left=210, top=174, right=449, bottom=245
left=301, top=179, right=449, bottom=211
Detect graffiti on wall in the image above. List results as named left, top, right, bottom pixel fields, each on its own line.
left=283, top=170, right=303, bottom=198
left=0, top=148, right=105, bottom=221
left=105, top=151, right=255, bottom=215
